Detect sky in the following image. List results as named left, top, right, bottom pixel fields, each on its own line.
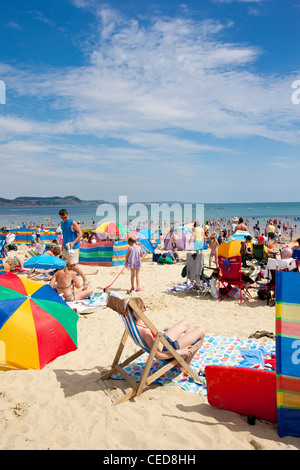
left=0, top=0, right=300, bottom=203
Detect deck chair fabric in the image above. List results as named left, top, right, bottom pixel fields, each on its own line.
left=120, top=308, right=151, bottom=353
left=99, top=295, right=203, bottom=404
left=0, top=258, right=6, bottom=275
left=218, top=255, right=252, bottom=303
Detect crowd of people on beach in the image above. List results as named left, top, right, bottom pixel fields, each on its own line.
left=1, top=210, right=299, bottom=305
left=1, top=209, right=300, bottom=378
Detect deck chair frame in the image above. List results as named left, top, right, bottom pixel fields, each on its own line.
left=98, top=299, right=203, bottom=405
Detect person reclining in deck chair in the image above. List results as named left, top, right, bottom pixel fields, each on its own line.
left=131, top=297, right=205, bottom=370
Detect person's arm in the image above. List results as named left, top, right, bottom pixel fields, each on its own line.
left=49, top=273, right=57, bottom=288
left=124, top=247, right=130, bottom=265
left=155, top=345, right=193, bottom=361
left=72, top=271, right=82, bottom=289
left=70, top=221, right=83, bottom=248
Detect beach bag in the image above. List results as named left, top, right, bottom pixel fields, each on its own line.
left=181, top=265, right=187, bottom=277
left=257, top=285, right=268, bottom=300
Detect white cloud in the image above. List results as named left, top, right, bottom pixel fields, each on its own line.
left=2, top=9, right=297, bottom=144
left=0, top=4, right=299, bottom=200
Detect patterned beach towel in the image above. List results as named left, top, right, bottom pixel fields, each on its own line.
left=112, top=333, right=275, bottom=397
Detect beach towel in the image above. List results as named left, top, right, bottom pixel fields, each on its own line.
left=67, top=293, right=108, bottom=314
left=111, top=333, right=275, bottom=397
left=167, top=281, right=194, bottom=292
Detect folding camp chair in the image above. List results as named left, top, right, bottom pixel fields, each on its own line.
left=218, top=255, right=253, bottom=303
left=252, top=243, right=266, bottom=266
left=98, top=297, right=203, bottom=405
left=265, top=263, right=298, bottom=306
left=191, top=266, right=219, bottom=297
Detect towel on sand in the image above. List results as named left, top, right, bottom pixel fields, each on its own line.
left=111, top=333, right=275, bottom=396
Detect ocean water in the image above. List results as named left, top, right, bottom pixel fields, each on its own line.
left=0, top=201, right=299, bottom=231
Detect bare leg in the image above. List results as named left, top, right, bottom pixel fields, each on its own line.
left=177, top=327, right=205, bottom=349
left=214, top=254, right=218, bottom=268
left=164, top=323, right=205, bottom=370
left=130, top=269, right=135, bottom=289
left=135, top=267, right=140, bottom=290
left=74, top=288, right=93, bottom=301
left=164, top=320, right=190, bottom=342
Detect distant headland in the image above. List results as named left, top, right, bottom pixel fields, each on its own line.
left=0, top=196, right=107, bottom=206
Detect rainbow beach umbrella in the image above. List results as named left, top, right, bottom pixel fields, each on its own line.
left=0, top=273, right=78, bottom=370
left=95, top=221, right=130, bottom=235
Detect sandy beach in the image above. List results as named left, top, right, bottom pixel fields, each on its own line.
left=0, top=247, right=299, bottom=451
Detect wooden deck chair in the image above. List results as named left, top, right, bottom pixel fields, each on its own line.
left=98, top=297, right=203, bottom=405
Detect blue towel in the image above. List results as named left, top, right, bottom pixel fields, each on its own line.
left=238, top=347, right=266, bottom=369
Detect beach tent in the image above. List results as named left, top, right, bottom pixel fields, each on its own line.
left=164, top=228, right=194, bottom=251
left=276, top=270, right=300, bottom=437
left=137, top=228, right=158, bottom=255
left=79, top=240, right=128, bottom=267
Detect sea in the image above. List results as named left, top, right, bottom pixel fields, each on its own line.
left=0, top=201, right=300, bottom=233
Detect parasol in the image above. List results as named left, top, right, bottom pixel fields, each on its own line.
left=218, top=240, right=246, bottom=258
left=0, top=273, right=78, bottom=369
left=24, top=254, right=66, bottom=270
left=95, top=221, right=130, bottom=235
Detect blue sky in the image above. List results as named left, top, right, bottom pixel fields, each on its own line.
left=0, top=0, right=299, bottom=203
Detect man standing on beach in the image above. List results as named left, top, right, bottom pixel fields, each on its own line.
left=232, top=217, right=248, bottom=234
left=59, top=209, right=89, bottom=288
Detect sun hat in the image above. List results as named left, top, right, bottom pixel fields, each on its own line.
left=257, top=236, right=265, bottom=243
left=232, top=217, right=238, bottom=222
